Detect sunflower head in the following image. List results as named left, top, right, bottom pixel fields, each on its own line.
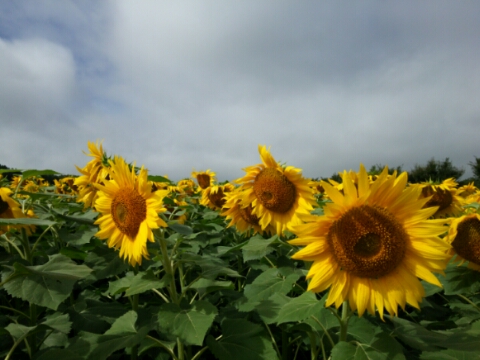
left=446, top=213, right=480, bottom=271
left=75, top=140, right=111, bottom=209
left=290, top=164, right=451, bottom=319
left=94, top=156, right=168, bottom=267
left=412, top=178, right=464, bottom=218
left=0, top=187, right=35, bottom=235
left=192, top=169, right=216, bottom=190
left=222, top=188, right=274, bottom=235
left=234, top=145, right=316, bottom=236
left=200, top=183, right=235, bottom=210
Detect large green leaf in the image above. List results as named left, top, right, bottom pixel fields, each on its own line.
left=2, top=254, right=92, bottom=310
left=388, top=315, right=447, bottom=351
left=443, top=266, right=480, bottom=295
left=157, top=300, right=218, bottom=346
left=107, top=270, right=168, bottom=296
left=206, top=318, right=276, bottom=360
left=331, top=331, right=405, bottom=360
left=85, top=311, right=150, bottom=360
left=276, top=291, right=324, bottom=324
left=241, top=234, right=276, bottom=261
left=239, top=267, right=301, bottom=311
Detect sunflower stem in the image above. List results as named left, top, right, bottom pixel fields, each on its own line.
left=338, top=301, right=351, bottom=342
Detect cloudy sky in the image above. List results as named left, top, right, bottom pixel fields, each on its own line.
left=1, top=1, right=479, bottom=182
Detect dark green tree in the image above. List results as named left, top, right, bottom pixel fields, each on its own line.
left=408, top=157, right=464, bottom=183
left=468, top=156, right=480, bottom=187
left=368, top=164, right=404, bottom=176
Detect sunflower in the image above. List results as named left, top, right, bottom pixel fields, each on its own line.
left=94, top=156, right=169, bottom=267
left=457, top=182, right=478, bottom=198
left=192, top=169, right=216, bottom=190
left=234, top=145, right=316, bottom=236
left=410, top=178, right=464, bottom=218
left=289, top=164, right=451, bottom=319
left=75, top=140, right=110, bottom=209
left=222, top=188, right=274, bottom=235
left=200, top=183, right=235, bottom=210
left=0, top=187, right=35, bottom=235
left=446, top=213, right=480, bottom=271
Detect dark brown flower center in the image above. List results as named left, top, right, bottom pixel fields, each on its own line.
left=327, top=205, right=408, bottom=278
left=197, top=174, right=211, bottom=189
left=208, top=188, right=226, bottom=208
left=253, top=168, right=296, bottom=213
left=422, top=186, right=453, bottom=211
left=452, top=217, right=480, bottom=266
left=111, top=188, right=147, bottom=239
left=239, top=205, right=259, bottom=225
left=0, top=198, right=9, bottom=215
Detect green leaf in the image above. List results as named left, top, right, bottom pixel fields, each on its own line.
left=331, top=342, right=358, bottom=360
left=21, top=169, right=60, bottom=178
left=157, top=300, right=218, bottom=346
left=255, top=293, right=290, bottom=324
left=439, top=321, right=480, bottom=352
left=35, top=349, right=85, bottom=360
left=276, top=291, right=324, bottom=324
left=332, top=331, right=405, bottom=360
left=168, top=223, right=193, bottom=235
left=189, top=278, right=234, bottom=295
left=148, top=175, right=173, bottom=184
left=86, top=311, right=150, bottom=360
left=241, top=267, right=301, bottom=310
left=443, top=266, right=480, bottom=295
left=4, top=323, right=36, bottom=341
left=388, top=315, right=447, bottom=351
left=206, top=318, right=277, bottom=360
left=42, top=312, right=72, bottom=334
left=0, top=217, right=56, bottom=226
left=421, top=349, right=480, bottom=359
left=241, top=234, right=276, bottom=261
left=107, top=270, right=168, bottom=296
left=52, top=208, right=97, bottom=225
left=203, top=211, right=219, bottom=220
left=2, top=254, right=92, bottom=310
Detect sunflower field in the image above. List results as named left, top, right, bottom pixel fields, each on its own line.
left=1, top=141, right=480, bottom=360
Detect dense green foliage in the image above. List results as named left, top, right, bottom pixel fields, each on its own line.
left=1, top=169, right=480, bottom=360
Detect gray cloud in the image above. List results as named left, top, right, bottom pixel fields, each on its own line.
left=1, top=1, right=479, bottom=182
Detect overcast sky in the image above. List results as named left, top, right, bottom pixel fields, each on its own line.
left=1, top=1, right=479, bottom=182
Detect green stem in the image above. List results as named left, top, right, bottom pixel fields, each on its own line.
left=131, top=267, right=139, bottom=360
left=145, top=335, right=179, bottom=360
left=282, top=329, right=289, bottom=360
left=338, top=301, right=351, bottom=342
left=264, top=321, right=281, bottom=359
left=0, top=234, right=25, bottom=259
left=307, top=331, right=317, bottom=360
left=29, top=303, right=37, bottom=354
left=156, top=229, right=184, bottom=360
left=457, top=294, right=480, bottom=312
left=21, top=228, right=32, bottom=264
left=156, top=229, right=178, bottom=303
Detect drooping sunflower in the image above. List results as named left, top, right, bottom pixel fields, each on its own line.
left=222, top=188, right=274, bottom=235
left=94, top=156, right=169, bottom=267
left=191, top=169, right=216, bottom=190
left=234, top=145, right=316, bottom=236
left=410, top=178, right=464, bottom=218
left=457, top=182, right=478, bottom=198
left=446, top=213, right=480, bottom=271
left=289, top=164, right=451, bottom=319
left=75, top=140, right=110, bottom=209
left=0, top=187, right=35, bottom=235
left=200, top=183, right=235, bottom=210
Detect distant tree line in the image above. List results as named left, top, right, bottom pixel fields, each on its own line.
left=323, top=157, right=480, bottom=187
